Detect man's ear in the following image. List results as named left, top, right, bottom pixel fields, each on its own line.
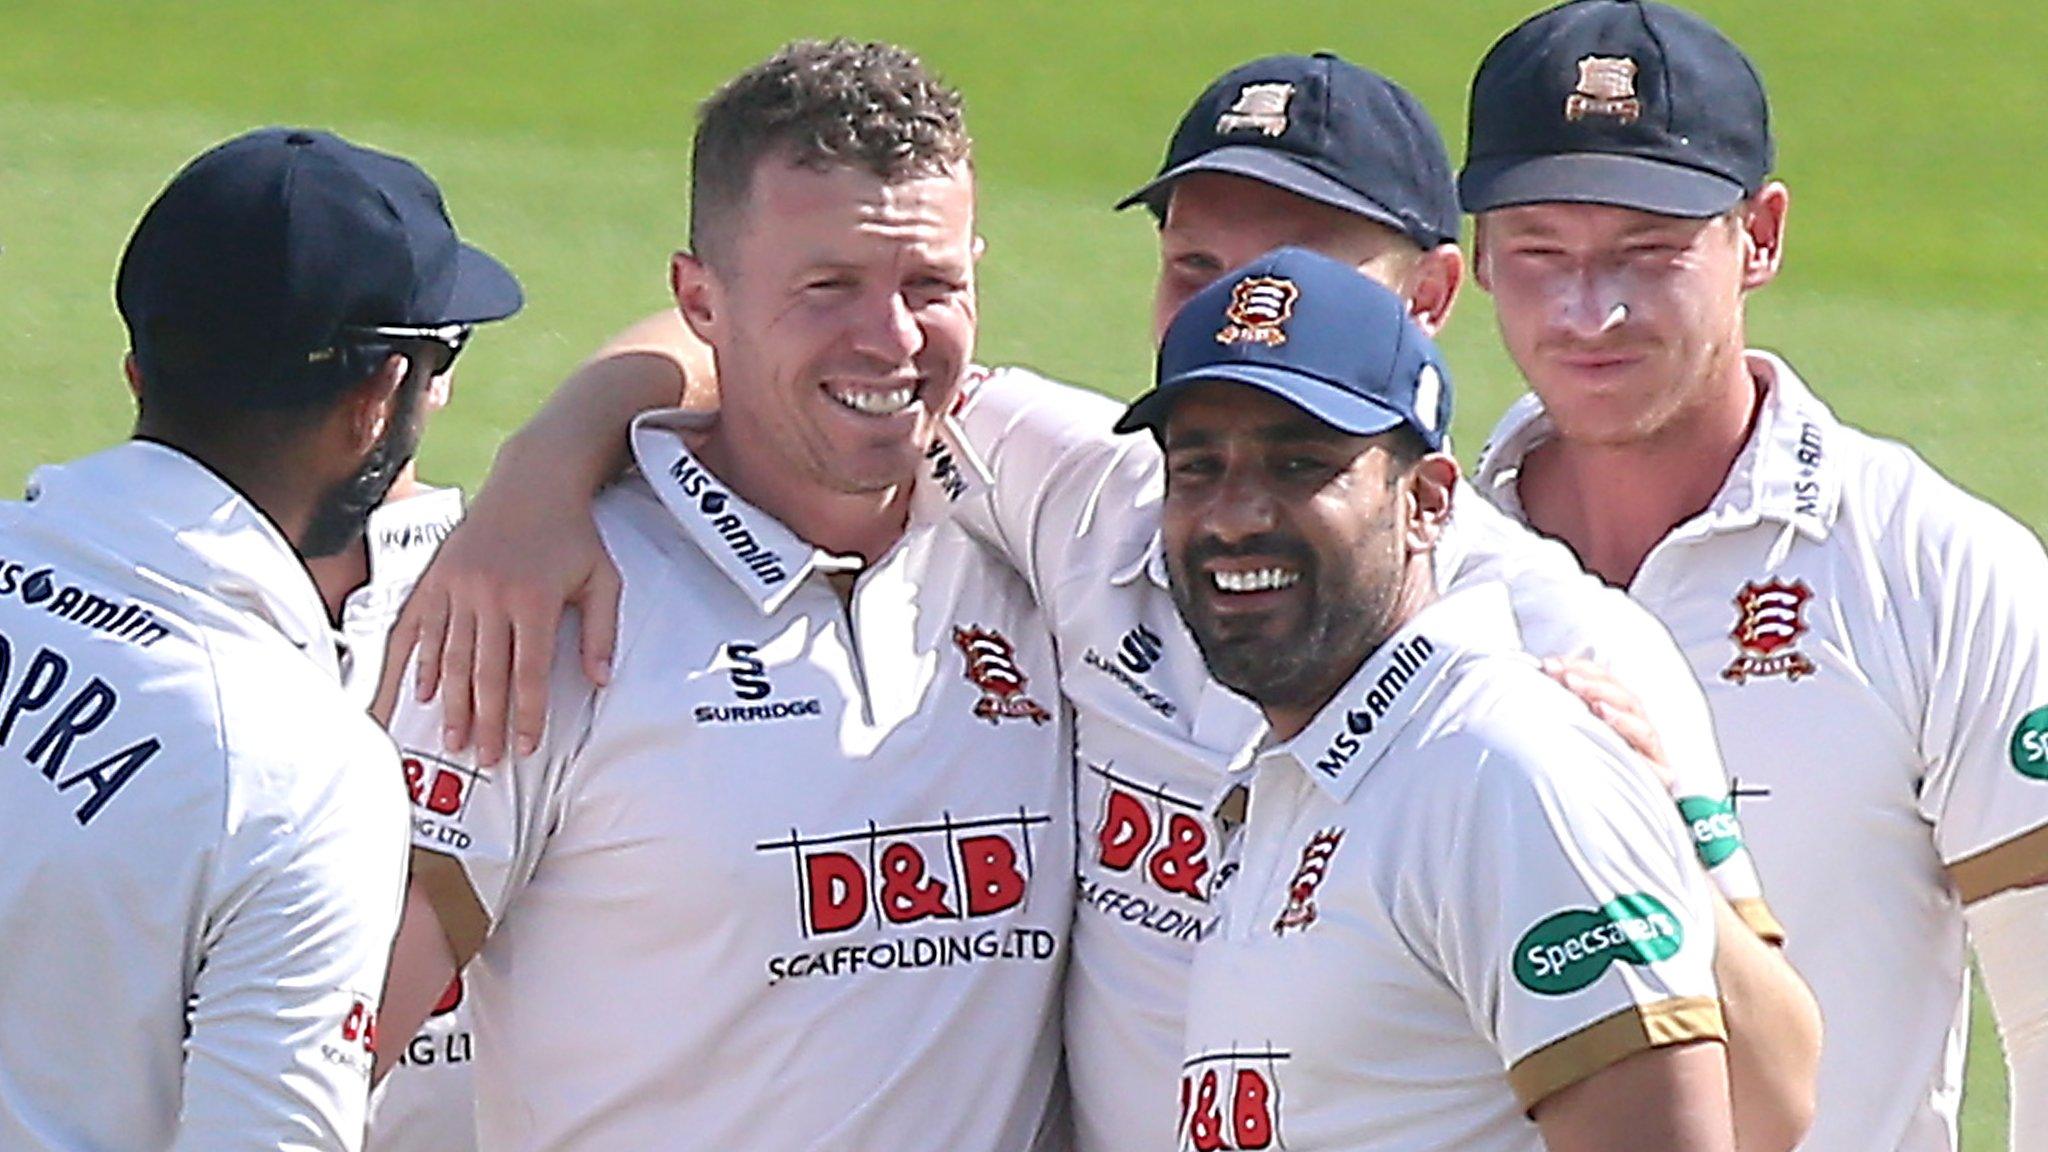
left=671, top=250, right=723, bottom=347
left=342, top=353, right=410, bottom=454
left=1405, top=452, right=1462, bottom=552
left=123, top=353, right=145, bottom=403
left=1739, top=181, right=1789, bottom=292
left=1406, top=244, right=1465, bottom=338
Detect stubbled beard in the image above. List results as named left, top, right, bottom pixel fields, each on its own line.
left=1168, top=533, right=1401, bottom=716
left=300, top=392, right=423, bottom=559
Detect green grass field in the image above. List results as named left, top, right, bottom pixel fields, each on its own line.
left=2, top=1, right=2037, bottom=1143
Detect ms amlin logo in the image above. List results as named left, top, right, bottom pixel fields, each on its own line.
left=1513, top=892, right=1685, bottom=996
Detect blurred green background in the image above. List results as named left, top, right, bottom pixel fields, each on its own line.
left=1, top=2, right=2037, bottom=1142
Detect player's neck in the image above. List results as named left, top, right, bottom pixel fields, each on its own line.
left=693, top=434, right=912, bottom=566
left=1520, top=363, right=1764, bottom=588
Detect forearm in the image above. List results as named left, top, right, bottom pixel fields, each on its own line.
left=487, top=310, right=702, bottom=502
left=1967, top=882, right=2048, bottom=1150
left=374, top=877, right=461, bottom=1084
left=1711, top=894, right=1820, bottom=1152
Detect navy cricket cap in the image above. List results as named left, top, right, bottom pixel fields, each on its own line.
left=1117, top=246, right=1452, bottom=451
left=1116, top=54, right=1460, bottom=249
left=117, top=127, right=524, bottom=405
left=1458, top=0, right=1773, bottom=217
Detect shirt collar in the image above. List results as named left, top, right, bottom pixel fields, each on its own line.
left=1472, top=349, right=1842, bottom=542
left=1273, top=582, right=1523, bottom=804
left=629, top=408, right=986, bottom=615
left=25, top=440, right=338, bottom=674
left=362, top=484, right=463, bottom=592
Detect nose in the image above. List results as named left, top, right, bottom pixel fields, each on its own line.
left=850, top=289, right=925, bottom=364
left=1550, top=266, right=1628, bottom=341
left=1198, top=463, right=1280, bottom=545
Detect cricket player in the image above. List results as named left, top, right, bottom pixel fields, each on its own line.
left=1137, top=246, right=1735, bottom=1151
left=378, top=52, right=1818, bottom=1152
left=0, top=128, right=520, bottom=1150
left=303, top=371, right=475, bottom=1152
left=1456, top=2, right=2048, bottom=1148
left=375, top=40, right=1073, bottom=1151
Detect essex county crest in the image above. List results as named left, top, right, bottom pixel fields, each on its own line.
left=954, top=626, right=1052, bottom=725
left=1215, top=81, right=1293, bottom=137
left=1272, top=827, right=1344, bottom=936
left=1216, top=276, right=1299, bottom=348
left=1565, top=55, right=1642, bottom=123
left=1721, top=579, right=1818, bottom=684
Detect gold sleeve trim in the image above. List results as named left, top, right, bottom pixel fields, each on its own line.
left=1507, top=996, right=1726, bottom=1110
left=1730, top=897, right=1788, bottom=946
left=411, top=846, right=491, bottom=966
left=1951, top=821, right=2048, bottom=905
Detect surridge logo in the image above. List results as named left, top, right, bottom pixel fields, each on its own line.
left=0, top=559, right=169, bottom=648
left=1313, top=634, right=1436, bottom=777
left=1722, top=579, right=1818, bottom=684
left=1513, top=892, right=1685, bottom=996
left=955, top=626, right=1052, bottom=725
left=1119, top=623, right=1164, bottom=673
left=695, top=641, right=824, bottom=725
left=1272, top=827, right=1343, bottom=935
left=1215, top=276, right=1298, bottom=348
left=665, top=456, right=791, bottom=586
left=1565, top=55, right=1642, bottom=123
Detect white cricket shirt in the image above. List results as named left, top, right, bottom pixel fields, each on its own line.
left=948, top=367, right=1768, bottom=1152
left=332, top=485, right=479, bottom=1152
left=0, top=441, right=409, bottom=1151
left=1179, top=584, right=1723, bottom=1152
left=388, top=410, right=1073, bottom=1151
left=1476, top=350, right=2048, bottom=1152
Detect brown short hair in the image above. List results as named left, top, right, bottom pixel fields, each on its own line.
left=689, top=39, right=971, bottom=266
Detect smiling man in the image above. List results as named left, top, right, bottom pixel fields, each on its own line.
left=375, top=41, right=1071, bottom=1151
left=1127, top=246, right=1733, bottom=1152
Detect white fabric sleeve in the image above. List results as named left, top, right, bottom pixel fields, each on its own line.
left=949, top=368, right=1160, bottom=613
left=1580, top=594, right=1779, bottom=938
left=1967, top=884, right=2048, bottom=1150
left=386, top=626, right=593, bottom=932
left=1905, top=489, right=2048, bottom=899
left=1429, top=723, right=1723, bottom=1109
left=173, top=729, right=409, bottom=1152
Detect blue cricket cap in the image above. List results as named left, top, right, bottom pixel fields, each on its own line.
left=117, top=127, right=524, bottom=406
left=1117, top=246, right=1452, bottom=450
left=1117, top=53, right=1460, bottom=248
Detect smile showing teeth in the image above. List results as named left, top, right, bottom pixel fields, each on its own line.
left=830, top=384, right=918, bottom=416
left=1212, top=567, right=1300, bottom=593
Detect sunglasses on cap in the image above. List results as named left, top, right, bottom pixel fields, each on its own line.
left=340, top=321, right=473, bottom=377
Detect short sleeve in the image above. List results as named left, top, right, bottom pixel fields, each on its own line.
left=1907, top=489, right=2048, bottom=901
left=174, top=725, right=409, bottom=1152
left=1580, top=597, right=1782, bottom=941
left=949, top=368, right=1161, bottom=614
left=385, top=622, right=595, bottom=956
left=1430, top=722, right=1724, bottom=1111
